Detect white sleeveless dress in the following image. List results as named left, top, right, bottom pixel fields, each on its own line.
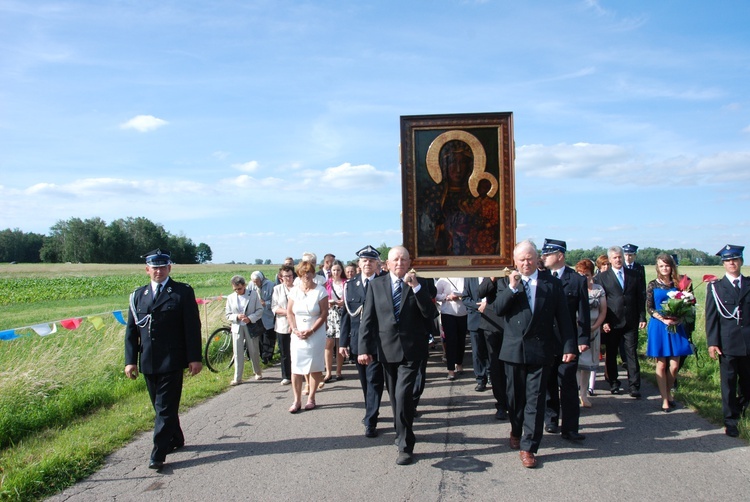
left=289, top=285, right=327, bottom=374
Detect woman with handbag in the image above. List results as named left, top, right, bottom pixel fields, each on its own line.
left=225, top=275, right=265, bottom=386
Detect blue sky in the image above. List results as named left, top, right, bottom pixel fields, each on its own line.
left=2, top=0, right=749, bottom=264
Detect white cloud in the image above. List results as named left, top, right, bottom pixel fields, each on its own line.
left=319, top=163, right=395, bottom=190
left=231, top=161, right=260, bottom=172
left=517, top=142, right=631, bottom=178
left=120, top=115, right=168, bottom=132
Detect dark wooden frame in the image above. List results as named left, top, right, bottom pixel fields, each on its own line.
left=400, top=112, right=515, bottom=276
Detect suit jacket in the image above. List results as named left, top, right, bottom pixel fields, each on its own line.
left=556, top=266, right=591, bottom=349
left=492, top=270, right=576, bottom=366
left=359, top=275, right=438, bottom=363
left=462, top=277, right=482, bottom=332
left=125, top=277, right=202, bottom=375
left=477, top=277, right=504, bottom=335
left=225, top=289, right=264, bottom=336
left=594, top=267, right=646, bottom=330
left=251, top=279, right=275, bottom=329
left=340, top=274, right=370, bottom=355
left=705, top=276, right=750, bottom=357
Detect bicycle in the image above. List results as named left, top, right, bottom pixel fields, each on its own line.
left=204, top=325, right=252, bottom=373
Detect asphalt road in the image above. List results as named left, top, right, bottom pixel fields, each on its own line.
left=49, top=350, right=749, bottom=501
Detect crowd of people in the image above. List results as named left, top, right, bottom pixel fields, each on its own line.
left=125, top=241, right=750, bottom=471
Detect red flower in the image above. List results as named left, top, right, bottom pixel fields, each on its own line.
left=703, top=274, right=718, bottom=283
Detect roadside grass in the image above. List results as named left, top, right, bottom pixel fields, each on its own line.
left=0, top=264, right=746, bottom=500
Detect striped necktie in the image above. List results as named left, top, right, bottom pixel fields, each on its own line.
left=393, top=279, right=402, bottom=322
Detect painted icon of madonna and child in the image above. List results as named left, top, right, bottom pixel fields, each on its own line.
left=416, top=130, right=501, bottom=257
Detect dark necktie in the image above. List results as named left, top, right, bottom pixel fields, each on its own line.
left=364, top=278, right=369, bottom=292
left=553, top=271, right=559, bottom=278
left=393, top=279, right=402, bottom=322
left=734, top=279, right=740, bottom=295
left=617, top=269, right=624, bottom=289
left=153, top=283, right=162, bottom=305
left=522, top=279, right=533, bottom=311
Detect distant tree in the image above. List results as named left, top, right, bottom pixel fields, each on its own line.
left=377, top=243, right=391, bottom=261
left=254, top=259, right=263, bottom=265
left=0, top=228, right=44, bottom=262
left=196, top=243, right=213, bottom=263
left=264, top=259, right=272, bottom=265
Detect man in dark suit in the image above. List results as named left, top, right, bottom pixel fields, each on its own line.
left=477, top=277, right=509, bottom=420
left=492, top=240, right=576, bottom=468
left=359, top=245, right=438, bottom=465
left=594, top=245, right=646, bottom=397
left=540, top=239, right=590, bottom=441
left=621, top=243, right=646, bottom=366
left=705, top=244, right=750, bottom=437
left=464, top=277, right=490, bottom=392
left=125, top=249, right=203, bottom=471
left=339, top=245, right=384, bottom=439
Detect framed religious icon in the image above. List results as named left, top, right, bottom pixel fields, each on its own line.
left=400, top=112, right=515, bottom=276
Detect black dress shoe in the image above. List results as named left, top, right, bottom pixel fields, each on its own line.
left=148, top=460, right=164, bottom=470
left=475, top=382, right=487, bottom=392
left=545, top=424, right=559, bottom=434
left=629, top=390, right=642, bottom=398
left=396, top=452, right=413, bottom=465
left=610, top=385, right=622, bottom=395
left=726, top=425, right=740, bottom=437
left=561, top=431, right=586, bottom=441
left=495, top=408, right=508, bottom=420
left=365, top=426, right=378, bottom=438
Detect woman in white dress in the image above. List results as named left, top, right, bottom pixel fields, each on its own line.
left=286, top=261, right=329, bottom=412
left=225, top=275, right=264, bottom=386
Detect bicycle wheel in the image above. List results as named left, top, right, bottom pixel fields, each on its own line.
left=204, top=327, right=235, bottom=372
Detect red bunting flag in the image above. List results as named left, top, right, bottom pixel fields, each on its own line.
left=60, top=318, right=83, bottom=330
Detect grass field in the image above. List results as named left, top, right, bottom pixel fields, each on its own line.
left=0, top=263, right=746, bottom=500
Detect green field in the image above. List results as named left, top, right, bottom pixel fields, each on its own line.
left=0, top=263, right=746, bottom=500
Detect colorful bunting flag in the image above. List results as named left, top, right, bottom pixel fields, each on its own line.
left=60, top=318, right=83, bottom=330
left=112, top=310, right=126, bottom=325
left=0, top=329, right=19, bottom=341
left=88, top=316, right=105, bottom=331
left=31, top=323, right=57, bottom=336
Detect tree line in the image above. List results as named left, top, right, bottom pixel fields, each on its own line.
left=0, top=217, right=212, bottom=264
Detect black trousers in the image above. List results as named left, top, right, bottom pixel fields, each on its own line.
left=484, top=330, right=507, bottom=412
left=261, top=327, right=276, bottom=362
left=470, top=328, right=489, bottom=384
left=442, top=313, right=467, bottom=371
left=545, top=358, right=580, bottom=433
left=505, top=361, right=550, bottom=454
left=605, top=325, right=640, bottom=392
left=144, top=370, right=185, bottom=462
left=276, top=332, right=291, bottom=380
left=383, top=359, right=422, bottom=453
left=719, top=354, right=750, bottom=427
left=355, top=355, right=385, bottom=428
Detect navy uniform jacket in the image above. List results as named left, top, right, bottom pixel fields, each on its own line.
left=340, top=275, right=369, bottom=356
left=558, top=266, right=591, bottom=350
left=125, top=278, right=202, bottom=374
left=359, top=276, right=437, bottom=363
left=706, top=276, right=750, bottom=357
left=492, top=270, right=576, bottom=366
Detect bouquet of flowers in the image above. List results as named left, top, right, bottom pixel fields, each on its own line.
left=660, top=279, right=696, bottom=333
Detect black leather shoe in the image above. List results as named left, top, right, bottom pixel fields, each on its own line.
left=629, top=390, right=642, bottom=398
left=475, top=382, right=487, bottom=392
left=561, top=431, right=586, bottom=441
left=726, top=425, right=740, bottom=437
left=365, top=426, right=378, bottom=438
left=396, top=452, right=413, bottom=465
left=610, top=385, right=622, bottom=395
left=148, top=460, right=164, bottom=470
left=545, top=423, right=559, bottom=434
left=495, top=408, right=508, bottom=420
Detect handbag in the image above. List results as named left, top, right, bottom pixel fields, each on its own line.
left=249, top=320, right=266, bottom=338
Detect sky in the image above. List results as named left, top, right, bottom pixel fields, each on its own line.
left=2, top=0, right=750, bottom=264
